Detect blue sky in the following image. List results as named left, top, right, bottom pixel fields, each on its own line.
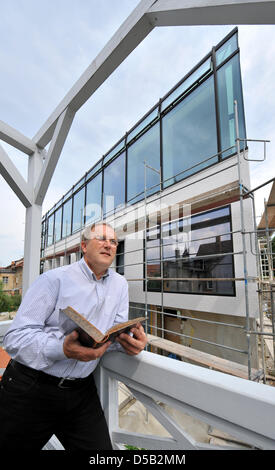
left=0, top=0, right=274, bottom=266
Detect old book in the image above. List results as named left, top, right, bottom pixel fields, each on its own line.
left=61, top=306, right=147, bottom=349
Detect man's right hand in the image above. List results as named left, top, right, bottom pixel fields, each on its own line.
left=63, top=330, right=112, bottom=362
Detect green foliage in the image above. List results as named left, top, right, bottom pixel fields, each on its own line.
left=124, top=445, right=146, bottom=450
left=0, top=282, right=21, bottom=313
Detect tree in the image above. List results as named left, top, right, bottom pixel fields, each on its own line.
left=0, top=282, right=21, bottom=313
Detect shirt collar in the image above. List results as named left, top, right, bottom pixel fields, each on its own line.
left=79, top=256, right=110, bottom=282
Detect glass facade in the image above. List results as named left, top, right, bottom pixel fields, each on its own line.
left=42, top=29, right=246, bottom=251
left=162, top=76, right=217, bottom=187
left=127, top=123, right=160, bottom=204
left=103, top=151, right=125, bottom=215
left=146, top=206, right=235, bottom=296
left=62, top=198, right=72, bottom=238
left=72, top=187, right=85, bottom=233
left=54, top=206, right=62, bottom=242
left=85, top=172, right=102, bottom=225
left=116, top=241, right=125, bottom=275
left=47, top=214, right=54, bottom=247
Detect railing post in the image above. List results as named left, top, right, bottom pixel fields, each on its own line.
left=95, top=362, right=119, bottom=449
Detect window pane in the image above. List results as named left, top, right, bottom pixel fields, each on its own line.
left=216, top=33, right=238, bottom=67
left=73, top=177, right=85, bottom=193
left=47, top=215, right=54, bottom=246
left=54, top=207, right=62, bottom=242
left=86, top=161, right=102, bottom=181
left=127, top=107, right=159, bottom=143
left=162, top=76, right=218, bottom=188
left=62, top=198, right=72, bottom=237
left=116, top=241, right=125, bottom=275
left=146, top=228, right=161, bottom=292
left=103, top=152, right=125, bottom=215
left=127, top=123, right=160, bottom=204
left=85, top=172, right=102, bottom=225
left=217, top=53, right=246, bottom=158
left=72, top=187, right=85, bottom=233
left=147, top=206, right=234, bottom=296
left=162, top=58, right=212, bottom=110
left=104, top=140, right=125, bottom=165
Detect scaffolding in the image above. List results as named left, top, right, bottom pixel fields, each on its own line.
left=105, top=100, right=273, bottom=383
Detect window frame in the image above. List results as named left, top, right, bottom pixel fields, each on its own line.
left=145, top=204, right=236, bottom=297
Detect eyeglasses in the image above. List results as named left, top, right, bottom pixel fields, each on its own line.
left=92, top=235, right=118, bottom=247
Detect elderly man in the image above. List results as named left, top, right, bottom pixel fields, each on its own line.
left=0, top=222, right=147, bottom=450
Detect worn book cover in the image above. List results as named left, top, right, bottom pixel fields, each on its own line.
left=61, top=306, right=146, bottom=348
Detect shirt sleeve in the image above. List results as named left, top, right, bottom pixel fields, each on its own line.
left=3, top=273, right=67, bottom=370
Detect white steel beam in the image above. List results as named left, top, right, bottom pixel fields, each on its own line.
left=33, top=0, right=157, bottom=149
left=22, top=149, right=44, bottom=295
left=0, top=119, right=37, bottom=156
left=0, top=144, right=32, bottom=208
left=34, top=107, right=75, bottom=205
left=147, top=0, right=275, bottom=26
left=22, top=203, right=43, bottom=295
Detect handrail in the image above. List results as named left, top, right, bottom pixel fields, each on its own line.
left=97, top=351, right=275, bottom=450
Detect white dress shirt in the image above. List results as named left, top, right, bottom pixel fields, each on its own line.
left=4, top=257, right=129, bottom=378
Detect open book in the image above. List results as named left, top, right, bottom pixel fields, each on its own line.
left=61, top=306, right=147, bottom=349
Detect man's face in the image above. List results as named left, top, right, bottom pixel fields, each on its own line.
left=81, top=224, right=118, bottom=275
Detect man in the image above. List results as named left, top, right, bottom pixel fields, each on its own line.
left=0, top=222, right=147, bottom=450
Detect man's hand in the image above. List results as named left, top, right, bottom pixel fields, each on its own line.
left=63, top=330, right=111, bottom=362
left=116, top=323, right=147, bottom=356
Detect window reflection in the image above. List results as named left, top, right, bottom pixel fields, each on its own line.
left=47, top=215, right=54, bottom=247
left=146, top=206, right=235, bottom=296
left=54, top=207, right=62, bottom=242
left=146, top=225, right=161, bottom=292
left=103, top=152, right=125, bottom=215
left=127, top=123, right=160, bottom=204
left=85, top=172, right=102, bottom=225
left=162, top=76, right=217, bottom=188
left=72, top=187, right=85, bottom=233
left=116, top=241, right=125, bottom=275
left=62, top=198, right=72, bottom=238
left=216, top=33, right=238, bottom=67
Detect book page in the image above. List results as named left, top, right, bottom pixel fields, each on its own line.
left=107, top=317, right=146, bottom=335
left=61, top=306, right=105, bottom=343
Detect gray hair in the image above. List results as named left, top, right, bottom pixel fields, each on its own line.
left=81, top=222, right=115, bottom=242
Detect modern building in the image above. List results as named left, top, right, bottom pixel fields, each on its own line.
left=40, top=28, right=259, bottom=371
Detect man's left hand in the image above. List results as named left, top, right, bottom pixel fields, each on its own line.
left=116, top=323, right=147, bottom=355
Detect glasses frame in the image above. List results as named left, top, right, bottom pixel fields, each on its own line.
left=90, top=235, right=118, bottom=248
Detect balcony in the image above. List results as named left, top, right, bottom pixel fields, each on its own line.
left=1, top=319, right=275, bottom=450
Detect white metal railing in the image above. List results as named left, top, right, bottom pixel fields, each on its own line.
left=95, top=351, right=275, bottom=450
left=1, top=319, right=275, bottom=450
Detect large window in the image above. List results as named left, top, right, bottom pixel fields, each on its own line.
left=47, top=214, right=54, bottom=247
left=127, top=123, right=160, bottom=204
left=162, top=76, right=218, bottom=188
left=72, top=187, right=85, bottom=233
left=116, top=241, right=125, bottom=275
left=103, top=152, right=125, bottom=216
left=146, top=224, right=162, bottom=292
left=62, top=198, right=72, bottom=238
left=54, top=206, right=62, bottom=243
left=146, top=206, right=235, bottom=296
left=85, top=172, right=102, bottom=225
